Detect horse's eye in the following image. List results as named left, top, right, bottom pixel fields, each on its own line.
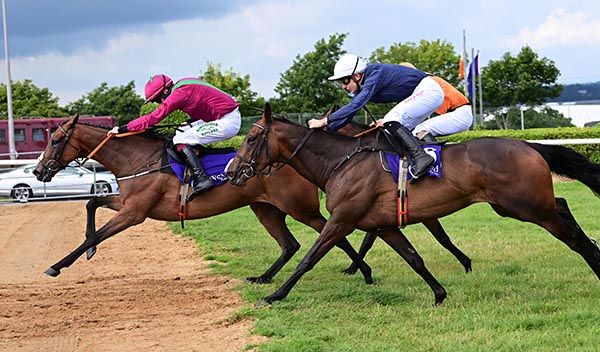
left=51, top=139, right=61, bottom=147
left=247, top=136, right=256, bottom=143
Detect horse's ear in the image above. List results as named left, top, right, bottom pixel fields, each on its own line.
left=263, top=102, right=272, bottom=123
left=70, top=114, right=80, bottom=125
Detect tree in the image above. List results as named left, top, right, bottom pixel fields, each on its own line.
left=370, top=39, right=461, bottom=85
left=273, top=33, right=349, bottom=113
left=482, top=46, right=563, bottom=129
left=365, top=39, right=461, bottom=116
left=66, top=81, right=144, bottom=125
left=201, top=62, right=264, bottom=117
left=484, top=106, right=572, bottom=129
left=0, top=79, right=66, bottom=118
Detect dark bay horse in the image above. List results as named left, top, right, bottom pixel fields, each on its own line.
left=33, top=115, right=376, bottom=282
left=229, top=103, right=600, bottom=305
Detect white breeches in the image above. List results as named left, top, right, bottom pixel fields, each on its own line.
left=381, top=76, right=444, bottom=130
left=173, top=107, right=241, bottom=145
left=413, top=105, right=474, bottom=137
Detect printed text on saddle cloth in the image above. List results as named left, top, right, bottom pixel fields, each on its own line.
left=385, top=145, right=442, bottom=181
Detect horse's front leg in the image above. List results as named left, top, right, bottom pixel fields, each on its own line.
left=261, top=214, right=356, bottom=305
left=341, top=231, right=377, bottom=275
left=378, top=229, right=447, bottom=306
left=85, top=195, right=122, bottom=260
left=45, top=207, right=147, bottom=277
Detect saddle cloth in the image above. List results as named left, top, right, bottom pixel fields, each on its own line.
left=168, top=151, right=236, bottom=186
left=383, top=145, right=442, bottom=181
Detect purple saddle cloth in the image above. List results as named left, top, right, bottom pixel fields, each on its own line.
left=384, top=145, right=442, bottom=181
left=168, top=151, right=237, bottom=186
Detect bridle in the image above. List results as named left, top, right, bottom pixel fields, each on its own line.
left=39, top=122, right=80, bottom=175
left=231, top=120, right=315, bottom=182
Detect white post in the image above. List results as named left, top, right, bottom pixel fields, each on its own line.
left=520, top=106, right=525, bottom=130
left=2, top=0, right=16, bottom=159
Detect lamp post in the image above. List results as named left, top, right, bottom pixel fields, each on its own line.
left=2, top=0, right=16, bottom=159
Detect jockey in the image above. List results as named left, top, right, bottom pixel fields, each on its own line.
left=308, top=54, right=442, bottom=180
left=108, top=74, right=241, bottom=197
left=399, top=62, right=473, bottom=142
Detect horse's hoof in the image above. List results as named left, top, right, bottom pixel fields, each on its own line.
left=86, top=247, right=97, bottom=260
left=246, top=276, right=271, bottom=284
left=254, top=299, right=271, bottom=308
left=341, top=267, right=358, bottom=275
left=44, top=267, right=60, bottom=277
left=433, top=291, right=447, bottom=307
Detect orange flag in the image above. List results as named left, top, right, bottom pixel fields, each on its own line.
left=459, top=54, right=465, bottom=79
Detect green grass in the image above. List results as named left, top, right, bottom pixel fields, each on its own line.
left=170, top=182, right=600, bottom=351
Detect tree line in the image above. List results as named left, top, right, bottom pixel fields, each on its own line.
left=0, top=33, right=571, bottom=129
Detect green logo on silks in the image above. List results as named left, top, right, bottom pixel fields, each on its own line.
left=196, top=122, right=219, bottom=136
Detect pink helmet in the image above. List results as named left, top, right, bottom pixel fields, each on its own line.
left=144, top=74, right=173, bottom=103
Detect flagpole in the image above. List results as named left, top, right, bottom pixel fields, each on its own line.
left=477, top=50, right=483, bottom=126
left=471, top=48, right=476, bottom=122
left=462, top=30, right=468, bottom=97
left=2, top=0, right=16, bottom=159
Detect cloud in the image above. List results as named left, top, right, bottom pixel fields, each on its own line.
left=7, top=0, right=250, bottom=56
left=509, top=9, right=600, bottom=48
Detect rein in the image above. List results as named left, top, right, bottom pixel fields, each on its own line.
left=234, top=122, right=315, bottom=179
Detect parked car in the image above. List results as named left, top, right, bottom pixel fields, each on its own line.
left=0, top=164, right=119, bottom=201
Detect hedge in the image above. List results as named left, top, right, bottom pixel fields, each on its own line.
left=443, top=127, right=600, bottom=163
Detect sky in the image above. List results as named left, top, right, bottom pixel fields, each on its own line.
left=3, top=0, right=600, bottom=105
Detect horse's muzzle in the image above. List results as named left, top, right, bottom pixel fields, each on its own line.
left=33, top=165, right=54, bottom=182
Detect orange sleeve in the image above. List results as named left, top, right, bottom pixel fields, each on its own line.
left=431, top=76, right=469, bottom=115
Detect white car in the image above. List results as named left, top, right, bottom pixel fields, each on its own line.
left=0, top=164, right=119, bottom=201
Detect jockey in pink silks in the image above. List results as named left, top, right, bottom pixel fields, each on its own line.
left=108, top=74, right=241, bottom=197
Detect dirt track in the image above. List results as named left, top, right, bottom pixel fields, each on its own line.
left=0, top=202, right=263, bottom=351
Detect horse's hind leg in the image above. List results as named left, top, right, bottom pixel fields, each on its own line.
left=423, top=219, right=472, bottom=273
left=543, top=198, right=600, bottom=279
left=491, top=198, right=600, bottom=280
left=378, top=229, right=447, bottom=306
left=85, top=196, right=122, bottom=260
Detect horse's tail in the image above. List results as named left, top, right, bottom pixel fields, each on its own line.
left=527, top=142, right=600, bottom=196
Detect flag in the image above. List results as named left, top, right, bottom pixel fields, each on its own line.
left=466, top=53, right=479, bottom=98
left=459, top=53, right=465, bottom=79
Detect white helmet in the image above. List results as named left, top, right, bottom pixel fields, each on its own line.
left=328, top=54, right=368, bottom=81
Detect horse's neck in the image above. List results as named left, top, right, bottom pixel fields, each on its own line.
left=78, top=128, right=163, bottom=177
left=280, top=126, right=359, bottom=188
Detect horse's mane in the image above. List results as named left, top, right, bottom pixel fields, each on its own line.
left=270, top=116, right=359, bottom=142
left=79, top=122, right=110, bottom=130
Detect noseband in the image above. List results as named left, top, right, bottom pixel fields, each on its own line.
left=232, top=122, right=315, bottom=182
left=40, top=123, right=78, bottom=174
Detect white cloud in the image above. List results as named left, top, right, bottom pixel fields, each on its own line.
left=509, top=9, right=600, bottom=49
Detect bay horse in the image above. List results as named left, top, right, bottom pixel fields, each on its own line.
left=33, top=115, right=375, bottom=282
left=228, top=103, right=600, bottom=306
left=32, top=115, right=468, bottom=286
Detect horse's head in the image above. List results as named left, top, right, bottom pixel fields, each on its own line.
left=34, top=114, right=83, bottom=182
left=228, top=103, right=281, bottom=187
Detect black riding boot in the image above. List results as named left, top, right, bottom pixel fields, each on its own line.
left=420, top=133, right=437, bottom=143
left=383, top=121, right=434, bottom=179
left=181, top=145, right=214, bottom=196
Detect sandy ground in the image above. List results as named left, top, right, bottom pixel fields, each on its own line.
left=0, top=201, right=265, bottom=351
